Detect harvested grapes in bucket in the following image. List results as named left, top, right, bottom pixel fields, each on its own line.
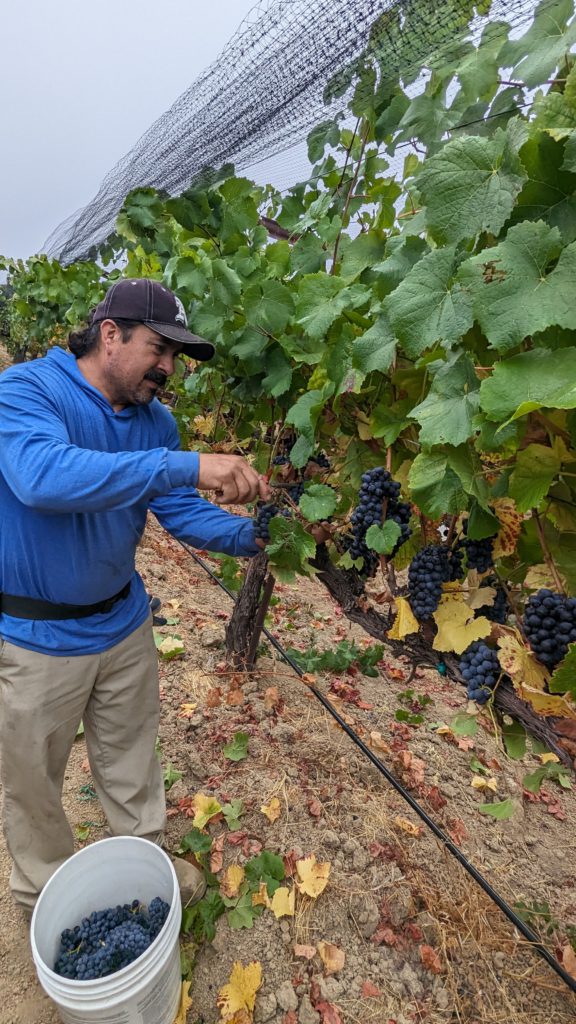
left=53, top=897, right=169, bottom=980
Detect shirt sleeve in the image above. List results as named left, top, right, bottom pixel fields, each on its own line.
left=0, top=372, right=199, bottom=512
left=150, top=490, right=259, bottom=557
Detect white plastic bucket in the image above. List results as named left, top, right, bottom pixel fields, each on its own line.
left=30, top=836, right=182, bottom=1024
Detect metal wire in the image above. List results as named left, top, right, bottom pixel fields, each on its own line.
left=45, top=0, right=539, bottom=263
left=175, top=538, right=576, bottom=996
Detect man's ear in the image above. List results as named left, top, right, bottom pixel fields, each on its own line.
left=98, top=319, right=120, bottom=352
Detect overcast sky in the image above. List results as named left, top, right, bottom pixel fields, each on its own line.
left=2, top=0, right=261, bottom=260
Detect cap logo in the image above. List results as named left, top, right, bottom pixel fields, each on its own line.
left=174, top=296, right=187, bottom=326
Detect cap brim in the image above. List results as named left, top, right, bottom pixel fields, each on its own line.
left=144, top=321, right=215, bottom=361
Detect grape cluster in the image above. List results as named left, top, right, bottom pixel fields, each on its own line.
left=54, top=897, right=169, bottom=980
left=253, top=503, right=291, bottom=542
left=288, top=481, right=305, bottom=503
left=408, top=545, right=451, bottom=620
left=476, top=579, right=508, bottom=624
left=309, top=452, right=330, bottom=470
left=523, top=589, right=576, bottom=669
left=461, top=522, right=495, bottom=573
left=348, top=468, right=412, bottom=578
left=460, top=641, right=500, bottom=703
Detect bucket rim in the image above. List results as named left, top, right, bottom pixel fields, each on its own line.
left=31, top=836, right=180, bottom=987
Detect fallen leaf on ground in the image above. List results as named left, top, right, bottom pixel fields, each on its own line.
left=206, top=687, right=223, bottom=708
left=394, top=816, right=422, bottom=837
left=192, top=793, right=223, bottom=830
left=260, top=797, right=281, bottom=823
left=221, top=864, right=245, bottom=899
left=307, top=797, right=323, bottom=818
left=296, top=855, right=331, bottom=898
left=539, top=752, right=560, bottom=764
left=315, top=1002, right=343, bottom=1024
left=263, top=686, right=281, bottom=710
left=419, top=944, right=443, bottom=974
left=211, top=834, right=225, bottom=873
left=317, top=941, right=345, bottom=974
left=178, top=702, right=198, bottom=719
left=294, top=944, right=317, bottom=960
left=369, top=731, right=391, bottom=754
left=283, top=1013, right=298, bottom=1024
left=173, top=981, right=193, bottom=1024
left=562, top=943, right=576, bottom=977
left=217, top=961, right=262, bottom=1021
left=361, top=980, right=382, bottom=997
left=471, top=776, right=498, bottom=793
left=270, top=886, right=295, bottom=919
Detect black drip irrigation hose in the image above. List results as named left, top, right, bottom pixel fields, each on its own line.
left=176, top=540, right=576, bottom=996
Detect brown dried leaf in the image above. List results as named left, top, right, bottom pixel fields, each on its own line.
left=419, top=944, right=443, bottom=974
left=317, top=941, right=345, bottom=974
left=294, top=943, right=317, bottom=960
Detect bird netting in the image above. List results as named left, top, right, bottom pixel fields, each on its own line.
left=46, top=0, right=540, bottom=263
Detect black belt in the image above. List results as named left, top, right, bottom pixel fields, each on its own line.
left=0, top=581, right=131, bottom=620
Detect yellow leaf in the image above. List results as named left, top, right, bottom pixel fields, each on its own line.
left=432, top=596, right=492, bottom=655
left=317, top=940, right=346, bottom=974
left=497, top=631, right=576, bottom=718
left=524, top=564, right=559, bottom=591
left=394, top=816, right=422, bottom=837
left=269, top=886, right=295, bottom=919
left=217, top=961, right=262, bottom=1021
left=192, top=792, right=223, bottom=829
left=387, top=597, right=420, bottom=640
left=178, top=702, right=198, bottom=719
left=492, top=498, right=523, bottom=559
left=221, top=864, right=245, bottom=899
left=462, top=570, right=497, bottom=611
left=296, top=854, right=331, bottom=899
left=157, top=635, right=185, bottom=657
left=193, top=412, right=216, bottom=437
left=496, top=630, right=550, bottom=691
left=173, top=981, right=193, bottom=1024
left=260, top=797, right=281, bottom=823
left=251, top=882, right=269, bottom=908
left=539, top=752, right=560, bottom=764
left=471, top=775, right=498, bottom=793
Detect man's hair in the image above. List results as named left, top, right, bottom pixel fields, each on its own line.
left=67, top=318, right=141, bottom=358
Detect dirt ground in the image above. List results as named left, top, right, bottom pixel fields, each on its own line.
left=2, top=514, right=576, bottom=1024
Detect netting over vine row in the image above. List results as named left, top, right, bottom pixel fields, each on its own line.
left=46, top=0, right=538, bottom=263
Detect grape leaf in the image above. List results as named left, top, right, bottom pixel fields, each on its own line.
left=416, top=127, right=526, bottom=244
left=365, top=520, right=401, bottom=555
left=509, top=442, right=561, bottom=512
left=388, top=597, right=420, bottom=640
left=411, top=352, right=480, bottom=446
left=498, top=0, right=576, bottom=89
left=295, top=275, right=370, bottom=339
left=351, top=316, right=397, bottom=377
left=548, top=644, right=576, bottom=697
left=478, top=798, right=516, bottom=820
left=386, top=245, right=473, bottom=357
left=299, top=483, right=338, bottom=523
left=243, top=280, right=294, bottom=335
left=480, top=348, right=576, bottom=423
left=217, top=960, right=262, bottom=1018
left=409, top=452, right=467, bottom=518
left=266, top=517, right=317, bottom=581
left=432, top=597, right=492, bottom=655
left=458, top=223, right=576, bottom=353
left=223, top=732, right=249, bottom=762
left=502, top=719, right=527, bottom=760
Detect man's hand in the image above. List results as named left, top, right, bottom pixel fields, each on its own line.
left=197, top=454, right=272, bottom=505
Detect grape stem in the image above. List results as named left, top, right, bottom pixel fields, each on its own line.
left=532, top=509, right=566, bottom=596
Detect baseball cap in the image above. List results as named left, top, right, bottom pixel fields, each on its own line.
left=90, top=278, right=215, bottom=360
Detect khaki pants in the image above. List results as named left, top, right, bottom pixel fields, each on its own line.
left=0, top=618, right=166, bottom=912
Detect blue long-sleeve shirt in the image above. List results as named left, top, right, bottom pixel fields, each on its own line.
left=0, top=346, right=258, bottom=655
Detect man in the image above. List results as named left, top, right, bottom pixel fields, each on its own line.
left=0, top=277, right=271, bottom=917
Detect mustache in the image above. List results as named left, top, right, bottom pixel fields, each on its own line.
left=144, top=369, right=168, bottom=387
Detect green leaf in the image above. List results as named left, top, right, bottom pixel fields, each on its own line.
left=339, top=231, right=387, bottom=282
left=307, top=119, right=341, bottom=163
left=222, top=799, right=244, bottom=831
left=261, top=348, right=292, bottom=398
left=163, top=763, right=183, bottom=791
left=386, top=246, right=473, bottom=357
left=179, top=828, right=213, bottom=857
left=458, top=222, right=576, bottom=353
left=222, top=732, right=249, bottom=762
left=243, top=280, right=294, bottom=335
left=299, top=483, right=338, bottom=523
left=265, top=516, right=317, bottom=582
left=409, top=452, right=467, bottom=518
left=548, top=643, right=576, bottom=697
left=227, top=893, right=259, bottom=930
left=351, top=316, right=397, bottom=377
left=411, top=352, right=480, bottom=447
left=499, top=0, right=576, bottom=89
left=450, top=712, right=479, bottom=737
left=365, top=520, right=402, bottom=555
left=478, top=798, right=516, bottom=820
left=513, top=133, right=576, bottom=244
left=480, top=348, right=576, bottom=422
left=509, top=443, right=561, bottom=512
left=295, top=275, right=370, bottom=339
left=523, top=763, right=572, bottom=794
left=182, top=889, right=225, bottom=943
left=470, top=756, right=490, bottom=776
left=245, top=850, right=285, bottom=897
left=502, top=719, right=527, bottom=760
left=416, top=127, right=527, bottom=244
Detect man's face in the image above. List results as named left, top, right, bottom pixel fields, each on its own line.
left=102, top=323, right=181, bottom=407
